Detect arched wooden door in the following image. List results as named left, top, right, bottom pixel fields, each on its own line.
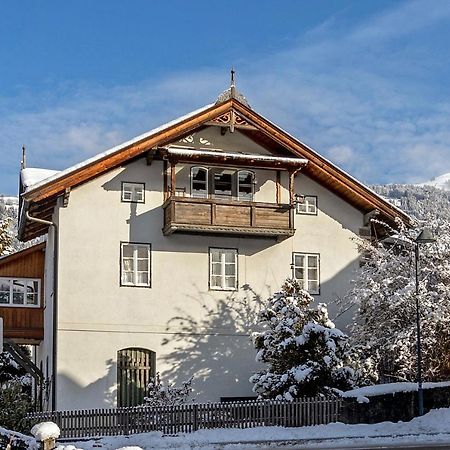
left=117, top=347, right=155, bottom=407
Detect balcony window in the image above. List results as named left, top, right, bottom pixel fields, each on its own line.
left=121, top=243, right=151, bottom=287
left=213, top=170, right=234, bottom=199
left=237, top=170, right=254, bottom=201
left=292, top=253, right=320, bottom=294
left=191, top=167, right=208, bottom=198
left=209, top=248, right=237, bottom=290
left=0, top=278, right=40, bottom=307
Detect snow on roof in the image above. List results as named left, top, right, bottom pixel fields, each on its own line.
left=166, top=147, right=309, bottom=165
left=24, top=103, right=214, bottom=195
left=342, top=381, right=450, bottom=401
left=21, top=168, right=60, bottom=191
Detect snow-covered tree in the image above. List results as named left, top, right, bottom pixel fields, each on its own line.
left=144, top=373, right=194, bottom=407
left=0, top=349, right=32, bottom=432
left=250, top=280, right=367, bottom=400
left=0, top=218, right=13, bottom=256
left=343, top=215, right=450, bottom=382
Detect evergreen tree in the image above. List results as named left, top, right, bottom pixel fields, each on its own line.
left=0, top=350, right=32, bottom=432
left=250, top=280, right=366, bottom=400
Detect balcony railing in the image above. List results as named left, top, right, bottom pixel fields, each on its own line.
left=162, top=196, right=294, bottom=238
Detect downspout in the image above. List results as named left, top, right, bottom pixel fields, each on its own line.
left=26, top=210, right=59, bottom=411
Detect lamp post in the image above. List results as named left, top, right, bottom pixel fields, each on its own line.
left=414, top=228, right=436, bottom=416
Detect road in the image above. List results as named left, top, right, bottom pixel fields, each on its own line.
left=255, top=443, right=450, bottom=450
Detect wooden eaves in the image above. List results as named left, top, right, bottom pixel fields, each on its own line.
left=19, top=97, right=413, bottom=240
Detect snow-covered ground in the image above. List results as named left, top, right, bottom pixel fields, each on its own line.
left=47, top=408, right=450, bottom=449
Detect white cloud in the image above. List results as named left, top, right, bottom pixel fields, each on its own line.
left=1, top=1, right=450, bottom=193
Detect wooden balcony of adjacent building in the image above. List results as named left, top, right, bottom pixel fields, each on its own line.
left=0, top=243, right=45, bottom=344
left=163, top=196, right=294, bottom=238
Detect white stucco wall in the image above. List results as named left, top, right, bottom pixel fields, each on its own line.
left=53, top=149, right=363, bottom=410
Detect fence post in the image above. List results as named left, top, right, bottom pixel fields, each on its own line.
left=193, top=404, right=199, bottom=432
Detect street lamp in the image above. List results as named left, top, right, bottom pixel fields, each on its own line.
left=414, top=228, right=436, bottom=416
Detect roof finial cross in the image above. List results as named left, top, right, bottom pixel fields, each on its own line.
left=21, top=145, right=26, bottom=170
left=230, top=68, right=236, bottom=98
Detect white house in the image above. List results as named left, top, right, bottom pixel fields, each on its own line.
left=0, top=83, right=412, bottom=411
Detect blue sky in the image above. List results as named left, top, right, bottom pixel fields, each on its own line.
left=1, top=0, right=450, bottom=194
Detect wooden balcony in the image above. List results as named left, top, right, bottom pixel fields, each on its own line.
left=162, top=196, right=294, bottom=238
left=0, top=306, right=44, bottom=343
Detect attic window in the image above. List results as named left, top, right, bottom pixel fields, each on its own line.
left=296, top=195, right=318, bottom=215
left=122, top=182, right=145, bottom=203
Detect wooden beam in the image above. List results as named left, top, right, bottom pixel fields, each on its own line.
left=289, top=171, right=295, bottom=206
left=276, top=171, right=281, bottom=203
left=163, top=159, right=169, bottom=201
left=170, top=162, right=176, bottom=197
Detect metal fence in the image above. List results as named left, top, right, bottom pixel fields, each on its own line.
left=27, top=396, right=343, bottom=439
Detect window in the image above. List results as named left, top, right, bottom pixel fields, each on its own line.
left=292, top=253, right=320, bottom=294
left=122, top=182, right=145, bottom=203
left=213, top=170, right=234, bottom=198
left=209, top=248, right=238, bottom=291
left=190, top=167, right=208, bottom=198
left=0, top=278, right=40, bottom=307
left=121, top=243, right=151, bottom=287
left=237, top=170, right=254, bottom=201
left=296, top=195, right=317, bottom=215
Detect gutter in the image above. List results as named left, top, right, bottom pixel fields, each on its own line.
left=25, top=210, right=59, bottom=412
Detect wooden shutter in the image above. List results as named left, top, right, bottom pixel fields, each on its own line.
left=117, top=347, right=155, bottom=407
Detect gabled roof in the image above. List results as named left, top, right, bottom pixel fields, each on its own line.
left=18, top=92, right=413, bottom=240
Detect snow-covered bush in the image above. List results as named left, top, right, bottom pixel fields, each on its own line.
left=343, top=215, right=450, bottom=382
left=250, top=279, right=364, bottom=400
left=30, top=422, right=60, bottom=441
left=144, top=373, right=194, bottom=407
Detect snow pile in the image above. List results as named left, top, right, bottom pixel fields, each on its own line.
left=56, top=445, right=84, bottom=450
left=21, top=168, right=59, bottom=191
left=342, top=381, right=450, bottom=400
left=31, top=421, right=60, bottom=441
left=116, top=447, right=144, bottom=450
left=0, top=426, right=37, bottom=450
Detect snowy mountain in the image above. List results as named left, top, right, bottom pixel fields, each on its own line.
left=417, top=173, right=450, bottom=191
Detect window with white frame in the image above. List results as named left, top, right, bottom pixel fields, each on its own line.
left=121, top=243, right=151, bottom=287
left=122, top=182, right=145, bottom=203
left=237, top=170, right=254, bottom=201
left=296, top=195, right=318, bottom=215
left=191, top=167, right=208, bottom=198
left=292, top=253, right=320, bottom=294
left=0, top=278, right=40, bottom=307
left=209, top=248, right=238, bottom=291
left=213, top=170, right=234, bottom=198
